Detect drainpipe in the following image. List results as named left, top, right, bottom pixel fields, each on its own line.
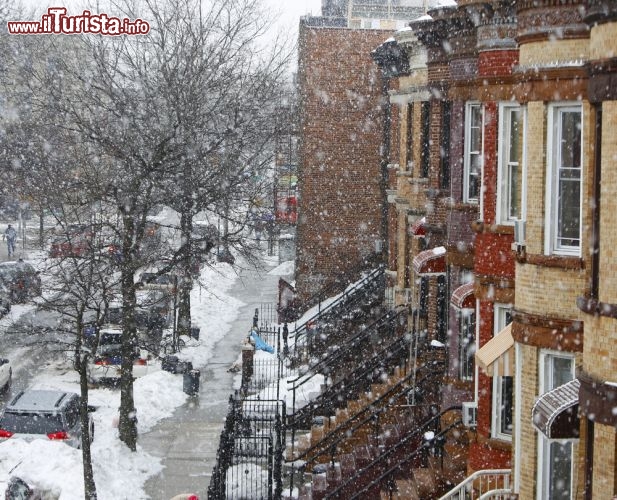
left=583, top=103, right=602, bottom=500
left=380, top=73, right=391, bottom=267
left=590, top=104, right=601, bottom=299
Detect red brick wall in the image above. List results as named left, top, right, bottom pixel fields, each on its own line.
left=483, top=102, right=498, bottom=224
left=478, top=50, right=519, bottom=77
left=295, top=26, right=391, bottom=302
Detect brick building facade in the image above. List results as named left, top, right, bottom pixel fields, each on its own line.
left=295, top=24, right=389, bottom=303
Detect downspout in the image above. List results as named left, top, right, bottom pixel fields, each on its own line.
left=584, top=102, right=602, bottom=500
left=380, top=72, right=391, bottom=266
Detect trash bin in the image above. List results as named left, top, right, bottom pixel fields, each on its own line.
left=177, top=360, right=193, bottom=374
left=190, top=326, right=200, bottom=340
left=183, top=369, right=200, bottom=396
left=162, top=355, right=179, bottom=373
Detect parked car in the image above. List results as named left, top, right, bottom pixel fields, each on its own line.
left=0, top=358, right=11, bottom=392
left=85, top=326, right=158, bottom=384
left=0, top=260, right=41, bottom=303
left=0, top=389, right=94, bottom=448
left=48, top=234, right=91, bottom=258
left=138, top=271, right=177, bottom=291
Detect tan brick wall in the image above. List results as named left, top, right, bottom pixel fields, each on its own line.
left=519, top=39, right=589, bottom=67
left=397, top=209, right=407, bottom=289
left=397, top=104, right=409, bottom=169
left=586, top=101, right=617, bottom=380
left=590, top=22, right=617, bottom=60
left=517, top=343, right=539, bottom=500
left=523, top=101, right=546, bottom=256
left=599, top=101, right=617, bottom=312
left=515, top=264, right=586, bottom=321
left=592, top=424, right=617, bottom=498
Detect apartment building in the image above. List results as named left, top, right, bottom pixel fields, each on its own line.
left=288, top=0, right=616, bottom=497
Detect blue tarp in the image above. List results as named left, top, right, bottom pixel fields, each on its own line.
left=250, top=330, right=274, bottom=354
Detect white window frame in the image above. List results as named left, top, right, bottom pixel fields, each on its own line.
left=458, top=307, right=476, bottom=381
left=464, top=102, right=483, bottom=204
left=491, top=304, right=513, bottom=441
left=544, top=103, right=583, bottom=256
left=497, top=103, right=526, bottom=225
left=536, top=351, right=576, bottom=500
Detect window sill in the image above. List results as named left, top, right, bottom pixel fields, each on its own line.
left=516, top=252, right=585, bottom=270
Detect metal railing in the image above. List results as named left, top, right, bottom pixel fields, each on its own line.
left=325, top=407, right=464, bottom=500
left=346, top=417, right=464, bottom=500
left=283, top=255, right=383, bottom=322
left=287, top=334, right=409, bottom=430
left=288, top=306, right=406, bottom=399
left=289, top=363, right=443, bottom=468
left=478, top=489, right=516, bottom=499
left=208, top=395, right=286, bottom=500
left=288, top=264, right=386, bottom=362
left=439, top=469, right=512, bottom=500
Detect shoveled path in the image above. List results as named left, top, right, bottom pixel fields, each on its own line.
left=142, top=260, right=280, bottom=500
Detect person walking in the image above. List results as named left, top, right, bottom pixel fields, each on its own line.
left=3, top=224, right=17, bottom=258
left=282, top=322, right=289, bottom=351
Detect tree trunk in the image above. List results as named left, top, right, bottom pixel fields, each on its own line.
left=75, top=313, right=97, bottom=499
left=176, top=181, right=193, bottom=338
left=119, top=216, right=138, bottom=451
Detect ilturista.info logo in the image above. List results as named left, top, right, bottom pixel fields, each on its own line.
left=7, top=7, right=150, bottom=35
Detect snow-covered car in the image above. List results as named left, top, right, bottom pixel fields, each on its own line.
left=0, top=261, right=41, bottom=304
left=138, top=271, right=177, bottom=291
left=0, top=389, right=94, bottom=449
left=0, top=358, right=11, bottom=392
left=4, top=477, right=46, bottom=500
left=86, top=326, right=158, bottom=384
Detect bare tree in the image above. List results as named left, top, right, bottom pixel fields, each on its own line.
left=2, top=0, right=291, bottom=454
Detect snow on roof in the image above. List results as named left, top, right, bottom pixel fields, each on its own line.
left=414, top=14, right=433, bottom=22
left=432, top=246, right=447, bottom=256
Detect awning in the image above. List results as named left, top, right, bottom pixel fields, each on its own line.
left=412, top=246, right=446, bottom=276
left=532, top=378, right=580, bottom=439
left=475, top=323, right=514, bottom=377
left=451, top=282, right=475, bottom=310
left=409, top=217, right=426, bottom=237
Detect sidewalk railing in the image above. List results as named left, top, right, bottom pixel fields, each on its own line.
left=208, top=394, right=286, bottom=500
left=438, top=469, right=512, bottom=500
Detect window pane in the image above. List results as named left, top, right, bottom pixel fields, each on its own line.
left=459, top=311, right=475, bottom=380
left=500, top=376, right=513, bottom=434
left=468, top=154, right=481, bottom=200
left=552, top=356, right=574, bottom=388
left=508, top=163, right=519, bottom=220
left=549, top=441, right=573, bottom=500
left=560, top=111, right=581, bottom=169
left=556, top=109, right=581, bottom=249
left=508, top=110, right=520, bottom=164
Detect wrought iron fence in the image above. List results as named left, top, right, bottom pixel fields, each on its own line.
left=208, top=395, right=286, bottom=500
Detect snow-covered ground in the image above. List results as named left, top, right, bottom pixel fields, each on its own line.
left=0, top=258, right=245, bottom=499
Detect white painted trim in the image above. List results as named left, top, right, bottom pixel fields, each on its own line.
left=491, top=304, right=513, bottom=441
left=513, top=341, right=522, bottom=494
left=496, top=102, right=523, bottom=225
left=464, top=101, right=482, bottom=205
left=536, top=350, right=577, bottom=500
left=521, top=106, right=528, bottom=224
left=474, top=298, right=480, bottom=403
left=544, top=103, right=583, bottom=257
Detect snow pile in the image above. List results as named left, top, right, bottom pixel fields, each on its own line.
left=268, top=260, right=294, bottom=276
left=0, top=259, right=241, bottom=498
